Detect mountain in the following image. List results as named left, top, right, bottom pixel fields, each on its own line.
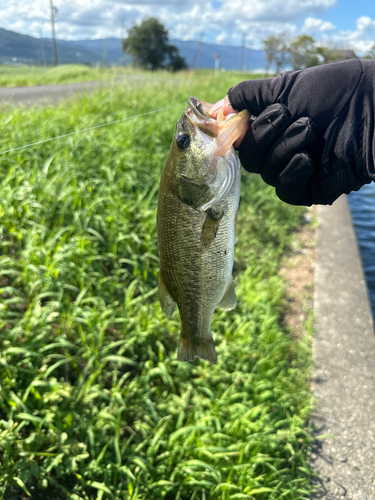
left=170, top=39, right=267, bottom=71
left=0, top=28, right=102, bottom=66
left=0, top=27, right=267, bottom=71
left=58, top=37, right=125, bottom=65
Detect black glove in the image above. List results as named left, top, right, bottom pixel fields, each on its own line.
left=228, top=59, right=375, bottom=205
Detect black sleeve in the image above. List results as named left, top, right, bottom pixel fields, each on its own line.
left=227, top=59, right=375, bottom=205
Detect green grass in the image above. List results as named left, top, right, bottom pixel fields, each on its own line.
left=0, top=72, right=315, bottom=499
left=0, top=64, right=133, bottom=88
left=0, top=64, right=268, bottom=89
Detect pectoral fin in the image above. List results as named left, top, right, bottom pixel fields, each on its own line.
left=158, top=270, right=176, bottom=318
left=217, top=280, right=237, bottom=311
left=200, top=208, right=224, bottom=251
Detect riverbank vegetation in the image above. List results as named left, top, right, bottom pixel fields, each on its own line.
left=0, top=72, right=314, bottom=499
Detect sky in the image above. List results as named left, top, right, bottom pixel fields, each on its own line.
left=1, top=0, right=375, bottom=54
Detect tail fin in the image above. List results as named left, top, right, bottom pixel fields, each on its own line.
left=177, top=334, right=217, bottom=364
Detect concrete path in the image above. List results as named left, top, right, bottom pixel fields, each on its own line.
left=311, top=195, right=375, bottom=499
left=0, top=81, right=104, bottom=107
left=0, top=75, right=160, bottom=108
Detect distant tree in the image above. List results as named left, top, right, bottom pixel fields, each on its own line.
left=263, top=34, right=357, bottom=73
left=122, top=17, right=186, bottom=71
left=288, top=35, right=320, bottom=70
left=316, top=46, right=357, bottom=64
left=263, top=34, right=289, bottom=74
left=166, top=44, right=187, bottom=72
left=363, top=43, right=375, bottom=59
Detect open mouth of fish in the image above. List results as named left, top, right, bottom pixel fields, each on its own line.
left=184, top=95, right=250, bottom=156
left=188, top=96, right=212, bottom=118
left=185, top=96, right=223, bottom=138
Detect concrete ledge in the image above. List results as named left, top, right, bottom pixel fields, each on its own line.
left=311, top=195, right=375, bottom=499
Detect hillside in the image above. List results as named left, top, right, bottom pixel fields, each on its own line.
left=0, top=28, right=99, bottom=66
left=0, top=27, right=267, bottom=70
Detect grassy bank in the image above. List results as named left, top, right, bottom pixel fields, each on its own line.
left=0, top=72, right=314, bottom=499
left=0, top=64, right=268, bottom=89
left=0, top=65, right=128, bottom=88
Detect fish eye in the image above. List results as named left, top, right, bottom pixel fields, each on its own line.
left=176, top=133, right=190, bottom=150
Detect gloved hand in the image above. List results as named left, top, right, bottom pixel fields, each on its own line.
left=215, top=59, right=375, bottom=206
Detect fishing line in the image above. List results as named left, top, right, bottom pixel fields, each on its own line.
left=0, top=101, right=187, bottom=156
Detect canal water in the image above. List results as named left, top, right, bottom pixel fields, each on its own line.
left=347, top=182, right=375, bottom=318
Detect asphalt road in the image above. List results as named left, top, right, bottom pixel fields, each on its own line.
left=0, top=81, right=103, bottom=107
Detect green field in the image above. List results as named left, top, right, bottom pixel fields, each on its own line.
left=0, top=72, right=315, bottom=499
left=0, top=64, right=269, bottom=89
left=0, top=65, right=132, bottom=88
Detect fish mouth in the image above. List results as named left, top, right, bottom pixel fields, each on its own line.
left=186, top=96, right=219, bottom=137
left=183, top=95, right=250, bottom=152
left=188, top=96, right=212, bottom=119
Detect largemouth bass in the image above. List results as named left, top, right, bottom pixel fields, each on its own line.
left=157, top=96, right=249, bottom=364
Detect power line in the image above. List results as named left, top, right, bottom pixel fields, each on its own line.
left=0, top=102, right=187, bottom=157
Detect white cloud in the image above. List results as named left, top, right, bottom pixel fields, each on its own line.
left=213, top=22, right=297, bottom=48
left=356, top=16, right=375, bottom=32
left=314, top=16, right=375, bottom=55
left=0, top=0, right=337, bottom=42
left=221, top=0, right=337, bottom=23
left=302, top=17, right=336, bottom=32
left=1, top=0, right=374, bottom=57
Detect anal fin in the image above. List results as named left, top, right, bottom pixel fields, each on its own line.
left=217, top=280, right=237, bottom=311
left=158, top=270, right=176, bottom=318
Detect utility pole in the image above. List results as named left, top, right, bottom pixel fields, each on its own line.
left=191, top=34, right=204, bottom=69
left=198, top=34, right=204, bottom=69
left=191, top=39, right=199, bottom=68
left=245, top=41, right=251, bottom=73
left=239, top=34, right=245, bottom=71
left=39, top=29, right=47, bottom=68
left=49, top=0, right=58, bottom=66
left=120, top=19, right=125, bottom=65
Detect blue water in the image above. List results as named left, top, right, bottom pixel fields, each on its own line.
left=347, top=182, right=375, bottom=318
